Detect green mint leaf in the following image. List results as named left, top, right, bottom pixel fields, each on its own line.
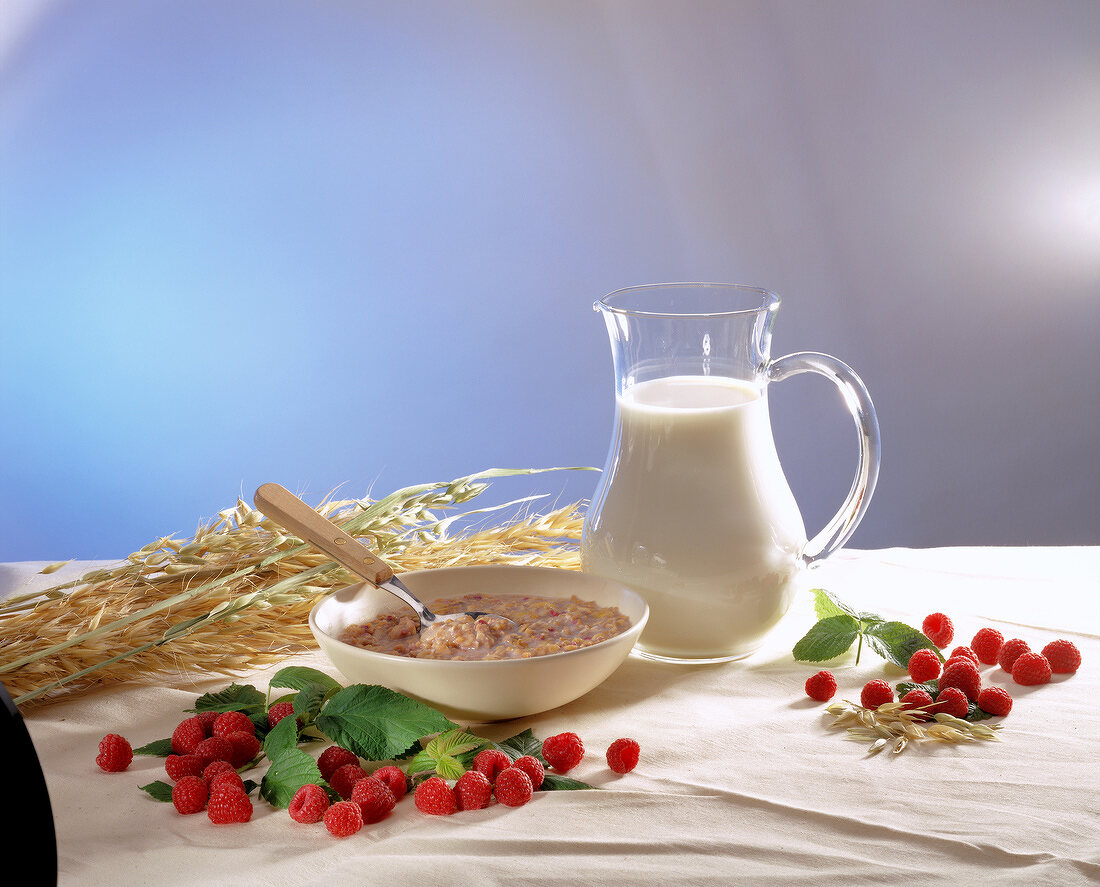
left=434, top=756, right=466, bottom=780
left=315, top=685, right=456, bottom=762
left=269, top=666, right=343, bottom=697
left=407, top=749, right=466, bottom=781
left=262, top=708, right=301, bottom=761
left=967, top=703, right=994, bottom=722
left=293, top=682, right=332, bottom=724
left=792, top=614, right=860, bottom=662
left=857, top=611, right=884, bottom=625
left=812, top=589, right=858, bottom=622
left=193, top=682, right=266, bottom=714
left=426, top=728, right=486, bottom=758
left=895, top=679, right=939, bottom=699
left=406, top=749, right=437, bottom=778
left=492, top=728, right=546, bottom=763
left=863, top=621, right=942, bottom=669
left=193, top=682, right=268, bottom=732
left=260, top=746, right=324, bottom=808
left=258, top=706, right=324, bottom=808
left=406, top=729, right=488, bottom=780
left=139, top=780, right=174, bottom=802
left=540, top=773, right=597, bottom=791
left=134, top=738, right=173, bottom=757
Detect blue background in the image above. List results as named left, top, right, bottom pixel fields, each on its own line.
left=2, top=1, right=1098, bottom=561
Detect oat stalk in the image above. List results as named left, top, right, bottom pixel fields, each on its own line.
left=0, top=467, right=593, bottom=709
left=825, top=699, right=1003, bottom=754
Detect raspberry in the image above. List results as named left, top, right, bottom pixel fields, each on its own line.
left=949, top=646, right=979, bottom=666
left=171, top=775, right=208, bottom=815
left=860, top=679, right=894, bottom=709
left=933, top=686, right=969, bottom=718
left=513, top=755, right=546, bottom=788
left=329, top=763, right=369, bottom=800
left=971, top=628, right=1005, bottom=665
left=165, top=753, right=205, bottom=782
left=318, top=745, right=360, bottom=781
left=209, top=769, right=245, bottom=794
left=414, top=776, right=457, bottom=815
left=494, top=767, right=533, bottom=808
left=267, top=702, right=297, bottom=729
left=323, top=800, right=363, bottom=837
left=202, top=756, right=234, bottom=777
left=454, top=770, right=493, bottom=811
left=212, top=710, right=255, bottom=739
left=940, top=658, right=981, bottom=701
left=95, top=734, right=133, bottom=772
left=472, top=749, right=512, bottom=783
left=195, top=711, right=219, bottom=735
left=202, top=760, right=237, bottom=790
left=922, top=613, right=954, bottom=648
left=998, top=638, right=1030, bottom=672
left=1042, top=639, right=1081, bottom=674
left=194, top=735, right=234, bottom=765
left=289, top=783, right=330, bottom=824
left=371, top=765, right=408, bottom=800
left=943, top=655, right=978, bottom=675
left=206, top=785, right=253, bottom=824
left=899, top=688, right=935, bottom=720
left=907, top=649, right=942, bottom=683
left=804, top=670, right=838, bottom=702
left=541, top=732, right=585, bottom=773
left=171, top=717, right=207, bottom=755
left=1012, top=651, right=1052, bottom=686
left=350, top=776, right=396, bottom=823
left=225, top=730, right=261, bottom=768
left=605, top=738, right=640, bottom=774
left=977, top=686, right=1013, bottom=717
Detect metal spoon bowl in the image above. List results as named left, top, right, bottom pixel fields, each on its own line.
left=252, top=483, right=514, bottom=629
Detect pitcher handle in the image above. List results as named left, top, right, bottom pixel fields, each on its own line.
left=766, top=351, right=881, bottom=567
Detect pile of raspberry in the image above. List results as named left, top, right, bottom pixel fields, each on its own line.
left=312, top=732, right=639, bottom=837
left=374, top=730, right=638, bottom=836
left=95, top=703, right=293, bottom=823
left=803, top=611, right=1082, bottom=721
left=152, top=709, right=265, bottom=822
left=96, top=709, right=640, bottom=839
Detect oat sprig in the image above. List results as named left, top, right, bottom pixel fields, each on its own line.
left=0, top=467, right=592, bottom=709
left=826, top=699, right=1003, bottom=754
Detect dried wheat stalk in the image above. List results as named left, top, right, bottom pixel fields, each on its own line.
left=0, top=468, right=590, bottom=710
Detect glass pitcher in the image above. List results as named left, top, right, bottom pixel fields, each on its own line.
left=581, top=283, right=880, bottom=663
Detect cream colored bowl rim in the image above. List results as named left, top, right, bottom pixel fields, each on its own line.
left=309, top=564, right=648, bottom=668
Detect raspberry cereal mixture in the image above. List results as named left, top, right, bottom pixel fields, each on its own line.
left=340, top=593, right=631, bottom=661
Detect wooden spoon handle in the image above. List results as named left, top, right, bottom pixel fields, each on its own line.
left=252, top=482, right=395, bottom=586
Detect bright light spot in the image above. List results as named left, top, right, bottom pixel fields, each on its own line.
left=1027, top=168, right=1100, bottom=280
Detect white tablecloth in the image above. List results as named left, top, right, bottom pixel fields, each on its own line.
left=7, top=547, right=1100, bottom=886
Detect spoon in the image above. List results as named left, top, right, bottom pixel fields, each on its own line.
left=252, top=482, right=513, bottom=630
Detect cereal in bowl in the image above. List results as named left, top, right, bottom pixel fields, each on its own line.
left=339, top=593, right=631, bottom=661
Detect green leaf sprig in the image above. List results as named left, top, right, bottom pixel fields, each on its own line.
left=136, top=666, right=596, bottom=810
left=793, top=589, right=944, bottom=668
left=407, top=729, right=487, bottom=780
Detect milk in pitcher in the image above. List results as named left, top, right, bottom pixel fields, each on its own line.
left=581, top=375, right=807, bottom=661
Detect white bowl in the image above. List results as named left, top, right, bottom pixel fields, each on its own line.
left=308, top=565, right=648, bottom=722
